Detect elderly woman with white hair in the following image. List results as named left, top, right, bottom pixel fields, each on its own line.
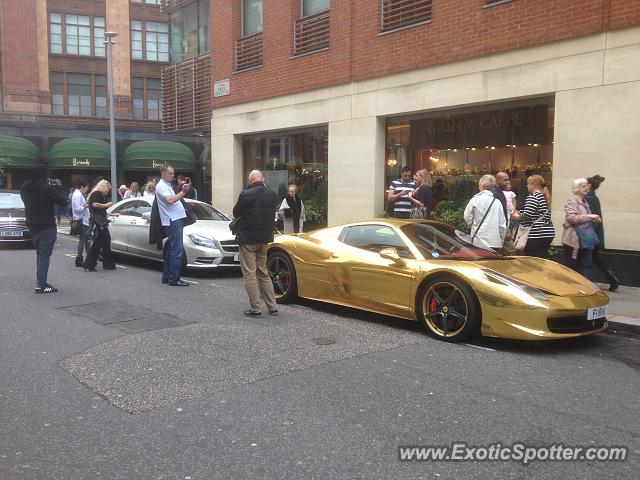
left=561, top=177, right=602, bottom=280
left=463, top=174, right=507, bottom=250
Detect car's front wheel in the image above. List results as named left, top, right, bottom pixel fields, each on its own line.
left=417, top=276, right=480, bottom=342
left=266, top=250, right=298, bottom=303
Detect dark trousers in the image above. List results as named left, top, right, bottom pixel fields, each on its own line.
left=31, top=227, right=57, bottom=289
left=563, top=244, right=594, bottom=280
left=393, top=211, right=411, bottom=219
left=84, top=226, right=115, bottom=269
left=592, top=247, right=618, bottom=284
left=524, top=237, right=553, bottom=259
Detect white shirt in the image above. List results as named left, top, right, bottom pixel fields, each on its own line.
left=124, top=190, right=142, bottom=199
left=155, top=179, right=186, bottom=227
left=464, top=190, right=507, bottom=249
left=71, top=189, right=90, bottom=226
left=504, top=190, right=517, bottom=217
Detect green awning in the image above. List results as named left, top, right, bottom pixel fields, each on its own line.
left=0, top=135, right=41, bottom=168
left=49, top=138, right=110, bottom=170
left=122, top=141, right=195, bottom=172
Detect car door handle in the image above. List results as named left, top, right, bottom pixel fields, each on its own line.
left=130, top=220, right=136, bottom=224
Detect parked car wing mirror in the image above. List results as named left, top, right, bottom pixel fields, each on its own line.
left=379, top=247, right=404, bottom=264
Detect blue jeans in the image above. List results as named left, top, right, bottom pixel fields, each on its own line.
left=31, top=227, right=57, bottom=289
left=163, top=219, right=184, bottom=283
left=564, top=244, right=594, bottom=280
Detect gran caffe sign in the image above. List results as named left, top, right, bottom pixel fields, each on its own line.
left=409, top=104, right=550, bottom=149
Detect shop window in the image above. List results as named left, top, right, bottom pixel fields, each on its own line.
left=49, top=13, right=105, bottom=57
left=385, top=101, right=555, bottom=212
left=243, top=128, right=328, bottom=227
left=381, top=0, right=432, bottom=33
left=169, top=0, right=210, bottom=64
left=132, top=77, right=162, bottom=120
left=131, top=20, right=169, bottom=62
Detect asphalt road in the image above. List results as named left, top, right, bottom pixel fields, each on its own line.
left=1, top=235, right=639, bottom=480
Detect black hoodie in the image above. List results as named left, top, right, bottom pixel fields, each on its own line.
left=19, top=179, right=68, bottom=233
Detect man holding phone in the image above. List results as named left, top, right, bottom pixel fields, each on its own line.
left=174, top=174, right=197, bottom=200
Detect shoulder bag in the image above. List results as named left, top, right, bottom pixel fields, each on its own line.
left=514, top=209, right=550, bottom=252
left=229, top=186, right=265, bottom=235
left=575, top=222, right=600, bottom=249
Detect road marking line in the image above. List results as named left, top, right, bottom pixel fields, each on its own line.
left=463, top=343, right=496, bottom=351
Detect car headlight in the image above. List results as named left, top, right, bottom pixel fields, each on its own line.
left=482, top=269, right=550, bottom=302
left=187, top=233, right=218, bottom=249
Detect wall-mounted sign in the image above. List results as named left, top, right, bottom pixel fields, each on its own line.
left=72, top=158, right=91, bottom=167
left=214, top=79, right=230, bottom=98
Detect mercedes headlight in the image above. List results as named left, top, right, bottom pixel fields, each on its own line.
left=188, top=233, right=218, bottom=249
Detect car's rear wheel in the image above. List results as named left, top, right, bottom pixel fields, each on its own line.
left=417, top=276, right=480, bottom=342
left=267, top=250, right=298, bottom=303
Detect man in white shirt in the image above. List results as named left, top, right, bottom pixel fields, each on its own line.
left=71, top=180, right=90, bottom=267
left=464, top=175, right=507, bottom=250
left=155, top=164, right=191, bottom=286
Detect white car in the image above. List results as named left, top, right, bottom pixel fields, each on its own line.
left=106, top=197, right=240, bottom=271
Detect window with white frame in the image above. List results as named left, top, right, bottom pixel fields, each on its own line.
left=243, top=0, right=263, bottom=36
left=49, top=13, right=105, bottom=57
left=132, top=77, right=162, bottom=120
left=131, top=20, right=169, bottom=62
left=50, top=72, right=107, bottom=117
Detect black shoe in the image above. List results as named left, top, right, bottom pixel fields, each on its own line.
left=75, top=257, right=84, bottom=267
left=268, top=310, right=279, bottom=316
left=169, top=280, right=189, bottom=286
left=243, top=310, right=262, bottom=317
left=35, top=283, right=58, bottom=294
left=607, top=271, right=620, bottom=292
left=84, top=266, right=96, bottom=272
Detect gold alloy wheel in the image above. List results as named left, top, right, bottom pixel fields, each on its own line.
left=422, top=281, right=470, bottom=338
left=267, top=253, right=293, bottom=299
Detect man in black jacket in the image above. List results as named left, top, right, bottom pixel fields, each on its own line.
left=233, top=170, right=278, bottom=317
left=20, top=165, right=68, bottom=293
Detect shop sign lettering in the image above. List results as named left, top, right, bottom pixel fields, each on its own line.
left=72, top=158, right=90, bottom=167
left=479, top=111, right=524, bottom=129
left=152, top=160, right=167, bottom=168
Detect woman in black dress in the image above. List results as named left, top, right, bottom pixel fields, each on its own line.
left=83, top=179, right=116, bottom=271
left=408, top=169, right=433, bottom=218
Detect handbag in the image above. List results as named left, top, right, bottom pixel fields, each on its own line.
left=70, top=220, right=82, bottom=236
left=575, top=222, right=600, bottom=249
left=410, top=206, right=428, bottom=219
left=513, top=224, right=531, bottom=251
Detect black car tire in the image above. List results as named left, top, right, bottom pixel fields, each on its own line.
left=267, top=250, right=298, bottom=303
left=417, top=275, right=481, bottom=342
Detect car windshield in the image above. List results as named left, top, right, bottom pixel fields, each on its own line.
left=400, top=222, right=500, bottom=260
left=187, top=202, right=231, bottom=221
left=0, top=193, right=25, bottom=209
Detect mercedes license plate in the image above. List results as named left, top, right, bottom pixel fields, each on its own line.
left=0, top=231, right=23, bottom=237
left=233, top=254, right=239, bottom=262
left=587, top=305, right=607, bottom=320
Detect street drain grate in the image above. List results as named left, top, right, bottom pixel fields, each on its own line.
left=311, top=337, right=337, bottom=346
left=58, top=301, right=197, bottom=333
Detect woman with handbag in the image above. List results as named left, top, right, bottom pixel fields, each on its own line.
left=561, top=178, right=601, bottom=280
left=408, top=169, right=432, bottom=219
left=511, top=175, right=555, bottom=258
left=83, top=180, right=117, bottom=272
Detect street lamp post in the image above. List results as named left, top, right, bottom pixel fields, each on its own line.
left=104, top=31, right=118, bottom=202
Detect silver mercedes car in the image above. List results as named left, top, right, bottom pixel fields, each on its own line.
left=107, top=197, right=239, bottom=271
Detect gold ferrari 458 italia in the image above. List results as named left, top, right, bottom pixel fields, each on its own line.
left=266, top=219, right=609, bottom=342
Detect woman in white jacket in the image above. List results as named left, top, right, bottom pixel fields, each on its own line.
left=276, top=184, right=305, bottom=234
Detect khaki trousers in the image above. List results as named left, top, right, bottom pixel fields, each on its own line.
left=240, top=243, right=277, bottom=313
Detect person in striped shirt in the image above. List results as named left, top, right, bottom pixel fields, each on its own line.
left=388, top=166, right=415, bottom=218
left=512, top=174, right=555, bottom=258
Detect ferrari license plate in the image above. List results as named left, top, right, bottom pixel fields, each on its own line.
left=587, top=305, right=607, bottom=320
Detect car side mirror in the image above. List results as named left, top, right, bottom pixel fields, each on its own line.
left=141, top=212, right=151, bottom=221
left=379, top=247, right=404, bottom=264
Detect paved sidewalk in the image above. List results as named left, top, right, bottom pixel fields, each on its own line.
left=598, top=283, right=640, bottom=327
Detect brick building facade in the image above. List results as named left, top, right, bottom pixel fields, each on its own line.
left=209, top=0, right=640, bottom=283
left=0, top=0, right=206, bottom=197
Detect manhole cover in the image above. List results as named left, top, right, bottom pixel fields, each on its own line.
left=59, top=301, right=197, bottom=333
left=311, top=337, right=337, bottom=346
